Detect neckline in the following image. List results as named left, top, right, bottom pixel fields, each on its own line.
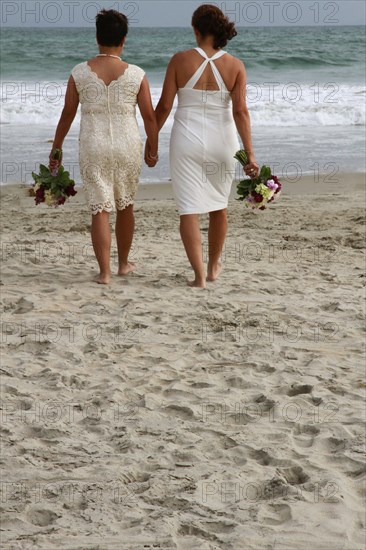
left=85, top=61, right=131, bottom=87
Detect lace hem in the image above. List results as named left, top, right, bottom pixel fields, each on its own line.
left=115, top=196, right=134, bottom=211
left=89, top=196, right=135, bottom=215
left=90, top=202, right=114, bottom=215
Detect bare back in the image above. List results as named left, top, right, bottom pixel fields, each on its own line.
left=174, top=49, right=241, bottom=92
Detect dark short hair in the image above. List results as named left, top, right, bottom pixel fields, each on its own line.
left=192, top=4, right=237, bottom=49
left=96, top=9, right=128, bottom=47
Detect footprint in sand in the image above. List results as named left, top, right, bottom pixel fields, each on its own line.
left=27, top=508, right=58, bottom=526
left=254, top=393, right=276, bottom=412
left=258, top=503, right=292, bottom=526
left=292, top=424, right=320, bottom=448
left=163, top=404, right=195, bottom=420
left=61, top=374, right=86, bottom=389
left=178, top=522, right=235, bottom=541
left=191, top=427, right=239, bottom=452
left=226, top=376, right=246, bottom=388
left=316, top=436, right=346, bottom=454
left=201, top=519, right=238, bottom=534
left=110, top=428, right=133, bottom=452
left=287, top=384, right=313, bottom=397
left=13, top=297, right=34, bottom=314
left=278, top=465, right=310, bottom=485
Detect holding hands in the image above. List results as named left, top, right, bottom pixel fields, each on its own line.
left=144, top=139, right=159, bottom=168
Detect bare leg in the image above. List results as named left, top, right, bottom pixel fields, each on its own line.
left=116, top=204, right=136, bottom=275
left=207, top=208, right=227, bottom=282
left=91, top=211, right=111, bottom=284
left=179, top=214, right=206, bottom=288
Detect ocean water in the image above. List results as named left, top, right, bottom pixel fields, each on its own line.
left=1, top=26, right=365, bottom=185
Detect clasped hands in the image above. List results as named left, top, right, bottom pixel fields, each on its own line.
left=144, top=140, right=159, bottom=168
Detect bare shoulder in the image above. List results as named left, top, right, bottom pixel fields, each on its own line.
left=169, top=49, right=196, bottom=64
left=224, top=53, right=245, bottom=71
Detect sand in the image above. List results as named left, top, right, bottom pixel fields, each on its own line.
left=1, top=174, right=365, bottom=549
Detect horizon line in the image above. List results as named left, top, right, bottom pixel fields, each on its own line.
left=2, top=24, right=365, bottom=28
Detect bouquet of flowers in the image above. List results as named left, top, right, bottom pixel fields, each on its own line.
left=234, top=150, right=281, bottom=210
left=31, top=149, right=77, bottom=207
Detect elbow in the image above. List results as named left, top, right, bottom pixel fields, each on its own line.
left=62, top=107, right=77, bottom=121
left=144, top=112, right=157, bottom=125
left=157, top=101, right=172, bottom=116
left=233, top=107, right=249, bottom=120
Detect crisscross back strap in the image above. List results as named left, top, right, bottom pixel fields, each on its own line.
left=183, top=47, right=228, bottom=90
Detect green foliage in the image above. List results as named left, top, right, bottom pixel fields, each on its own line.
left=32, top=164, right=75, bottom=191
left=237, top=179, right=253, bottom=198
left=51, top=148, right=62, bottom=161
left=260, top=165, right=271, bottom=180
left=234, top=150, right=248, bottom=166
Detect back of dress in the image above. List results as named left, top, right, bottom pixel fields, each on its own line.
left=170, top=48, right=239, bottom=216
left=71, top=61, right=145, bottom=214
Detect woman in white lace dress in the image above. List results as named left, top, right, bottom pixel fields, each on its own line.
left=152, top=5, right=259, bottom=288
left=50, top=10, right=158, bottom=284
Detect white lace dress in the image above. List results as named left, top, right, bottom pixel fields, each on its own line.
left=71, top=61, right=145, bottom=214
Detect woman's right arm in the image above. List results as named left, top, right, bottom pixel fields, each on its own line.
left=50, top=75, right=79, bottom=170
left=155, top=55, right=178, bottom=131
left=231, top=61, right=259, bottom=178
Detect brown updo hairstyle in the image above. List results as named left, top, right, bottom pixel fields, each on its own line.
left=192, top=4, right=237, bottom=49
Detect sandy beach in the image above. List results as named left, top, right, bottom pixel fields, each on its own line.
left=1, top=174, right=365, bottom=549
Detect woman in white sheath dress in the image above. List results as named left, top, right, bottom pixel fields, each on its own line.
left=170, top=46, right=240, bottom=216
left=152, top=4, right=259, bottom=288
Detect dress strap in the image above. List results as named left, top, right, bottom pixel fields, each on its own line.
left=195, top=47, right=227, bottom=61
left=183, top=48, right=228, bottom=90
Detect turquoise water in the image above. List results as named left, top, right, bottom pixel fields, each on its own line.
left=1, top=26, right=365, bottom=183
left=1, top=26, right=365, bottom=83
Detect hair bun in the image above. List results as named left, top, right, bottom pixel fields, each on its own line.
left=225, top=20, right=237, bottom=41
left=192, top=4, right=237, bottom=49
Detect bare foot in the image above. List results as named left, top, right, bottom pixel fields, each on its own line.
left=207, top=261, right=223, bottom=282
left=95, top=272, right=111, bottom=285
left=118, top=262, right=136, bottom=276
left=187, top=277, right=206, bottom=289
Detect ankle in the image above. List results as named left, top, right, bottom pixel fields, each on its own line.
left=208, top=258, right=221, bottom=267
left=194, top=270, right=206, bottom=282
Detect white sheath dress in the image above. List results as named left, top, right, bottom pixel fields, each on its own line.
left=170, top=47, right=240, bottom=215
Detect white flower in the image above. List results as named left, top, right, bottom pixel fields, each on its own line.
left=44, top=190, right=55, bottom=206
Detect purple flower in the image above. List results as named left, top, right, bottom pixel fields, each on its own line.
left=266, top=179, right=279, bottom=191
